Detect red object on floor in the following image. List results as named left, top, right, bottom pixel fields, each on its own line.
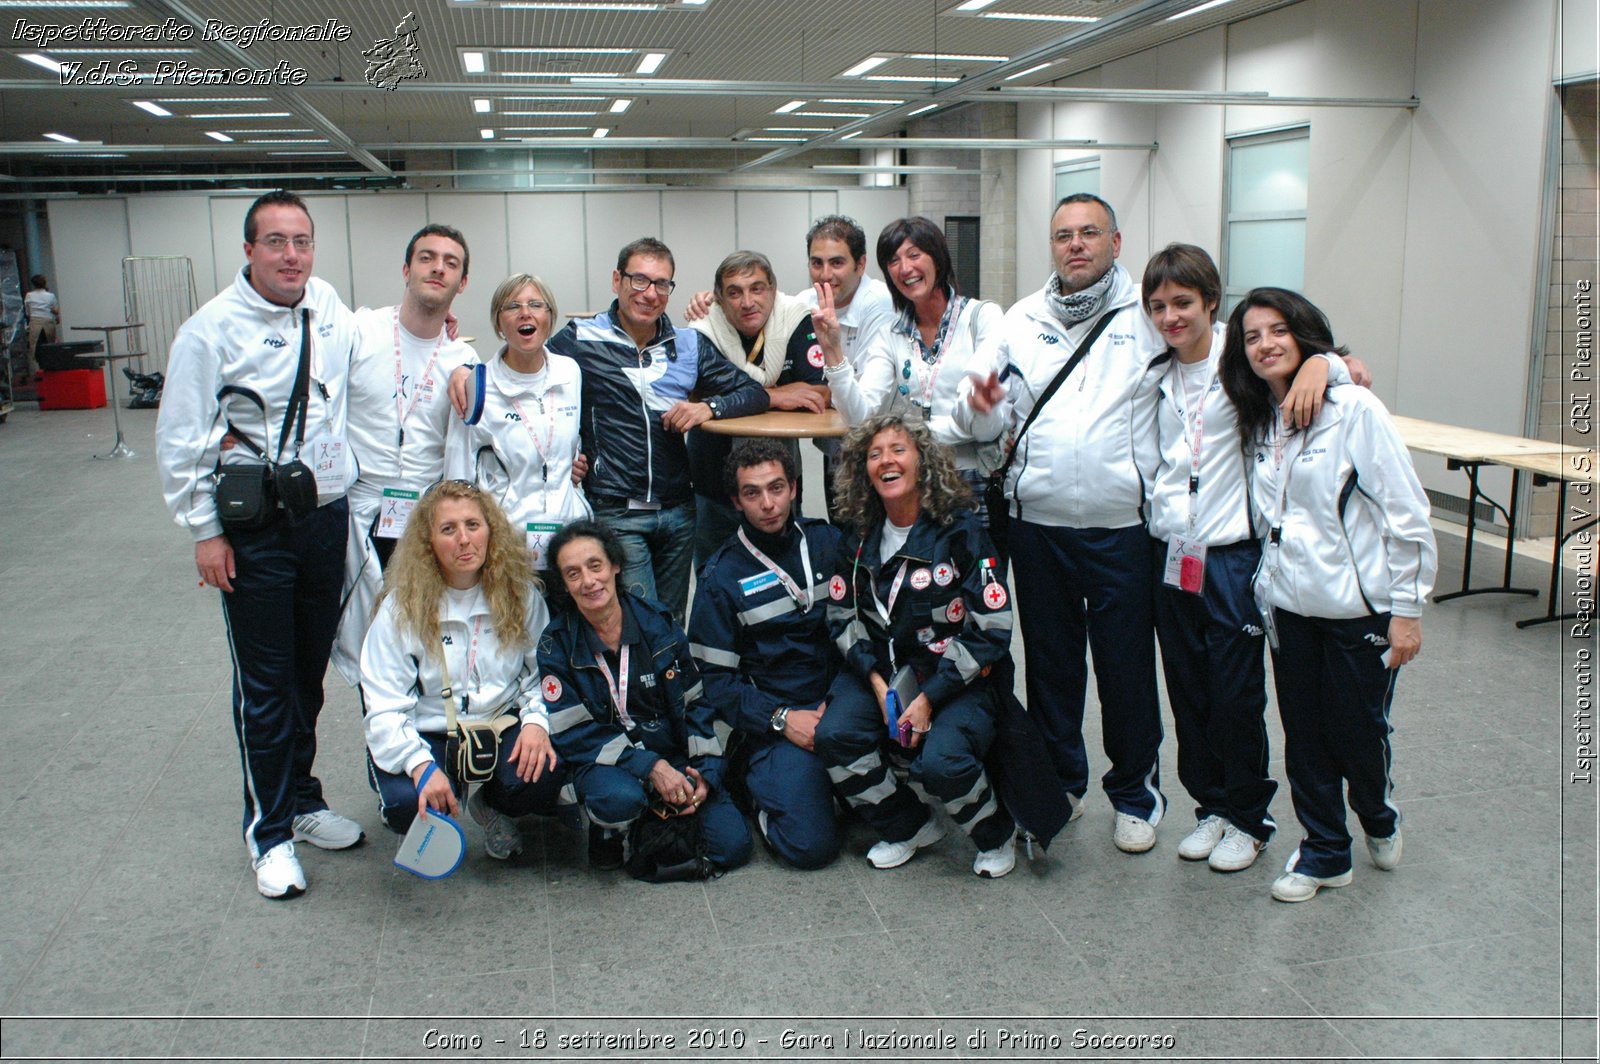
left=38, top=369, right=107, bottom=410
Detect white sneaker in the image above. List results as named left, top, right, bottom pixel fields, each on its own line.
left=1176, top=815, right=1226, bottom=861
left=1066, top=792, right=1084, bottom=822
left=867, top=816, right=947, bottom=870
left=973, top=833, right=1017, bottom=878
left=1366, top=827, right=1403, bottom=870
left=468, top=787, right=523, bottom=860
left=292, top=808, right=365, bottom=851
left=1271, top=868, right=1353, bottom=902
left=253, top=841, right=306, bottom=900
left=1208, top=825, right=1264, bottom=872
left=1112, top=812, right=1156, bottom=854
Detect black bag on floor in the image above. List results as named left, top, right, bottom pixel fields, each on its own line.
left=625, top=807, right=716, bottom=883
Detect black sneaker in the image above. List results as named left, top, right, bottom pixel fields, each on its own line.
left=589, top=824, right=625, bottom=870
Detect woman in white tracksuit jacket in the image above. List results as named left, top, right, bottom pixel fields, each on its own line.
left=1220, top=287, right=1437, bottom=904
left=445, top=273, right=590, bottom=573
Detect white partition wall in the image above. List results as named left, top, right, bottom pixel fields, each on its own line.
left=661, top=191, right=737, bottom=308
left=345, top=196, right=427, bottom=315
left=46, top=199, right=131, bottom=347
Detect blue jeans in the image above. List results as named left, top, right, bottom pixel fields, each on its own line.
left=590, top=498, right=695, bottom=624
left=367, top=727, right=566, bottom=835
left=573, top=762, right=753, bottom=872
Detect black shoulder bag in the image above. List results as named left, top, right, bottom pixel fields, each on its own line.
left=984, top=307, right=1123, bottom=558
left=215, top=308, right=318, bottom=532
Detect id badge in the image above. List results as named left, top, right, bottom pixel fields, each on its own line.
left=305, top=433, right=347, bottom=496
left=376, top=488, right=419, bottom=539
left=1163, top=535, right=1207, bottom=595
left=526, top=521, right=561, bottom=570
left=1255, top=591, right=1280, bottom=650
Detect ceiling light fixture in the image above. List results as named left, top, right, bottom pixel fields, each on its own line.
left=473, top=98, right=493, bottom=112
left=841, top=55, right=892, bottom=77
left=798, top=111, right=873, bottom=118
left=505, top=71, right=620, bottom=77
left=592, top=127, right=609, bottom=138
left=908, top=103, right=939, bottom=116
left=905, top=52, right=1008, bottom=62
left=763, top=126, right=833, bottom=132
left=865, top=75, right=959, bottom=83
left=982, top=12, right=1097, bottom=22
left=609, top=98, right=633, bottom=113
left=503, top=126, right=591, bottom=132
left=159, top=97, right=269, bottom=103
left=822, top=98, right=905, bottom=105
left=774, top=100, right=805, bottom=114
left=1167, top=0, right=1235, bottom=19
left=18, top=53, right=68, bottom=75
left=502, top=2, right=662, bottom=9
left=132, top=100, right=173, bottom=117
left=497, top=47, right=634, bottom=54
left=0, top=1, right=131, bottom=7
left=840, top=130, right=863, bottom=140
left=481, top=128, right=495, bottom=139
left=635, top=52, right=667, bottom=74
left=1004, top=63, right=1052, bottom=81
left=953, top=0, right=998, bottom=10
left=42, top=132, right=78, bottom=143
left=205, top=131, right=233, bottom=142
left=190, top=112, right=291, bottom=119
left=503, top=109, right=601, bottom=115
left=462, top=51, right=486, bottom=73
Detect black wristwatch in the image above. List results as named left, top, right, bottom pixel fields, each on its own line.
left=769, top=706, right=790, bottom=733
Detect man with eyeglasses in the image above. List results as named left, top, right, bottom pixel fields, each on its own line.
left=329, top=224, right=477, bottom=690
left=686, top=250, right=829, bottom=569
left=157, top=189, right=365, bottom=900
left=958, top=192, right=1170, bottom=856
left=544, top=236, right=768, bottom=622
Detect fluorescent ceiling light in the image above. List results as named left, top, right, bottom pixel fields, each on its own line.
left=473, top=98, right=493, bottom=112
left=0, top=1, right=130, bottom=6
left=42, top=132, right=78, bottom=143
left=954, top=0, right=998, bottom=9
left=982, top=12, right=1097, bottom=22
left=1005, top=63, right=1052, bottom=81
left=18, top=53, right=68, bottom=75
left=609, top=98, right=633, bottom=113
left=504, top=2, right=662, bottom=9
left=504, top=95, right=602, bottom=101
left=159, top=97, right=268, bottom=103
left=799, top=111, right=872, bottom=118
left=498, top=47, right=634, bottom=54
left=504, top=109, right=600, bottom=115
left=905, top=53, right=1008, bottom=62
left=822, top=98, right=904, bottom=105
left=774, top=100, right=805, bottom=114
left=840, top=130, right=863, bottom=140
left=267, top=151, right=344, bottom=156
left=244, top=138, right=330, bottom=144
left=51, top=152, right=128, bottom=158
left=764, top=126, right=833, bottom=132
left=908, top=103, right=938, bottom=116
left=53, top=47, right=193, bottom=54
left=205, top=131, right=233, bottom=142
left=1167, top=0, right=1234, bottom=19
left=222, top=129, right=313, bottom=134
left=504, top=126, right=591, bottom=132
left=505, top=71, right=620, bottom=77
left=190, top=112, right=291, bottom=119
left=746, top=136, right=804, bottom=142
left=481, top=128, right=495, bottom=139
left=462, top=51, right=486, bottom=73
left=841, top=55, right=891, bottom=77
left=592, top=127, right=609, bottom=138
left=635, top=52, right=667, bottom=74
left=865, top=75, right=959, bottom=83
left=132, top=100, right=172, bottom=117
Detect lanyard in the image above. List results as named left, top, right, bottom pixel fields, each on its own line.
left=852, top=542, right=910, bottom=675
left=392, top=310, right=443, bottom=450
left=439, top=616, right=484, bottom=713
left=1266, top=415, right=1312, bottom=556
left=1176, top=358, right=1215, bottom=531
left=736, top=525, right=814, bottom=612
left=593, top=644, right=634, bottom=729
left=509, top=391, right=557, bottom=486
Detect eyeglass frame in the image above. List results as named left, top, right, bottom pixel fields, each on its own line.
left=618, top=269, right=676, bottom=295
left=254, top=234, right=315, bottom=252
left=500, top=299, right=550, bottom=314
left=1050, top=226, right=1111, bottom=246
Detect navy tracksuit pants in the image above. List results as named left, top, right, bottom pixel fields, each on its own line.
left=743, top=740, right=841, bottom=870
left=1152, top=538, right=1277, bottom=843
left=1010, top=520, right=1166, bottom=822
left=1270, top=608, right=1401, bottom=877
left=220, top=500, right=347, bottom=859
left=572, top=762, right=753, bottom=872
left=814, top=671, right=1014, bottom=853
left=367, top=726, right=566, bottom=834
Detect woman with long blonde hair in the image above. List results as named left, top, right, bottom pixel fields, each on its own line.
left=361, top=480, right=562, bottom=860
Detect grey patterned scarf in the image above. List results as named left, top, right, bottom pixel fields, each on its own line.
left=1043, top=266, right=1116, bottom=326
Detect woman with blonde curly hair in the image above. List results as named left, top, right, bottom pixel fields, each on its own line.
left=815, top=413, right=1021, bottom=877
left=360, top=480, right=563, bottom=860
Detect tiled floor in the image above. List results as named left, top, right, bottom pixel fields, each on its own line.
left=0, top=402, right=1594, bottom=1061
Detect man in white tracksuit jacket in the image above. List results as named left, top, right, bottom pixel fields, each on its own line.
left=156, top=190, right=364, bottom=900
left=959, top=193, right=1170, bottom=854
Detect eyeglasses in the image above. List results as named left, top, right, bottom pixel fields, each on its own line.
left=619, top=270, right=675, bottom=295
left=1051, top=226, right=1108, bottom=245
left=255, top=235, right=315, bottom=252
left=502, top=299, right=549, bottom=314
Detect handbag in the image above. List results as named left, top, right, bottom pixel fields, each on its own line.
left=983, top=307, right=1124, bottom=558
left=214, top=308, right=317, bottom=533
left=439, top=634, right=518, bottom=787
left=625, top=801, right=715, bottom=882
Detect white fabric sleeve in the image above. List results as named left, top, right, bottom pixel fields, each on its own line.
left=1350, top=400, right=1437, bottom=618
left=517, top=593, right=554, bottom=732
left=155, top=329, right=229, bottom=541
left=360, top=599, right=434, bottom=776
left=827, top=328, right=898, bottom=426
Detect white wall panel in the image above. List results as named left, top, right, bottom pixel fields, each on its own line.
left=662, top=191, right=736, bottom=308
left=837, top=188, right=911, bottom=286
left=207, top=196, right=252, bottom=297
left=126, top=195, right=217, bottom=305
left=734, top=192, right=811, bottom=296
left=306, top=195, right=352, bottom=309
left=423, top=193, right=508, bottom=348
left=504, top=192, right=589, bottom=330
left=47, top=198, right=129, bottom=347
left=583, top=191, right=662, bottom=318
left=1560, top=0, right=1598, bottom=81
left=346, top=195, right=427, bottom=314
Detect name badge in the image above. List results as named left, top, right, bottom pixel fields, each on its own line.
left=739, top=571, right=781, bottom=596
left=305, top=433, right=347, bottom=496
left=1162, top=535, right=1207, bottom=595
left=376, top=488, right=419, bottom=540
left=526, top=521, right=562, bottom=570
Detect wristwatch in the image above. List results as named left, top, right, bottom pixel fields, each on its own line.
left=769, top=706, right=790, bottom=733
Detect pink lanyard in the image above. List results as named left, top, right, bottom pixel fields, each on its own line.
left=737, top=526, right=815, bottom=612
left=593, top=644, right=634, bottom=729
left=509, top=392, right=557, bottom=486
left=392, top=309, right=442, bottom=450
left=1267, top=415, right=1311, bottom=548
left=440, top=616, right=484, bottom=710
left=1178, top=360, right=1215, bottom=531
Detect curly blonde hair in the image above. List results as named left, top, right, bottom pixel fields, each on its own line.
left=832, top=413, right=973, bottom=534
left=379, top=480, right=541, bottom=661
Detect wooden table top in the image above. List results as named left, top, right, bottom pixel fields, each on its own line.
left=1392, top=415, right=1596, bottom=483
left=698, top=409, right=849, bottom=439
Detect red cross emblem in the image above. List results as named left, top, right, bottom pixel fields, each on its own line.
left=983, top=583, right=1008, bottom=609
left=933, top=563, right=954, bottom=586
left=928, top=638, right=951, bottom=654
left=945, top=597, right=965, bottom=622
left=541, top=675, right=563, bottom=702
left=807, top=343, right=825, bottom=368
left=829, top=575, right=847, bottom=601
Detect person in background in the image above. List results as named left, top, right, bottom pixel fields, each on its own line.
left=24, top=273, right=59, bottom=377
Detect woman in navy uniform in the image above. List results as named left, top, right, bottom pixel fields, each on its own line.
left=815, top=413, right=1019, bottom=877
left=538, top=520, right=752, bottom=874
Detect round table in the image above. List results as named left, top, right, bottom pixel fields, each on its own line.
left=696, top=409, right=847, bottom=439
left=73, top=323, right=144, bottom=460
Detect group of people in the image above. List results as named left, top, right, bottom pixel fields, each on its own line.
left=155, top=187, right=1437, bottom=908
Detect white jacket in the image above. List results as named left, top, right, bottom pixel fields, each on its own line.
left=1249, top=383, right=1437, bottom=620
left=157, top=268, right=358, bottom=541
left=1146, top=325, right=1349, bottom=546
left=361, top=583, right=552, bottom=777
left=957, top=265, right=1166, bottom=529
left=827, top=294, right=1006, bottom=471
left=445, top=350, right=591, bottom=566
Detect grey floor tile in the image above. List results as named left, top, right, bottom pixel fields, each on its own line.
left=192, top=904, right=388, bottom=999
left=177, top=992, right=373, bottom=1058
left=1563, top=1018, right=1598, bottom=1059
left=0, top=1017, right=182, bottom=1058
left=892, top=918, right=1090, bottom=1015
left=1331, top=1016, right=1562, bottom=1059
left=9, top=923, right=219, bottom=1015
left=546, top=879, right=720, bottom=968
left=702, top=856, right=882, bottom=948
